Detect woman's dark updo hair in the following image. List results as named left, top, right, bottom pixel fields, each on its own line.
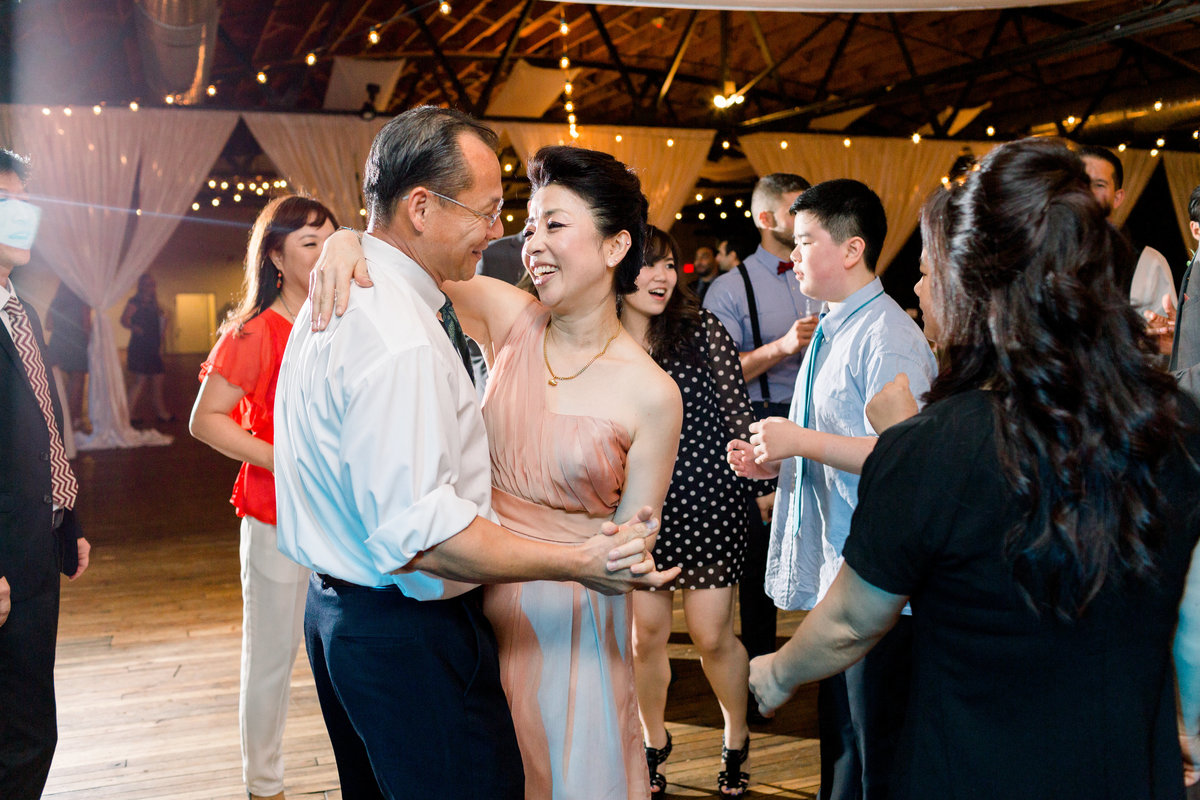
left=928, top=137, right=1185, bottom=620
left=526, top=145, right=648, bottom=295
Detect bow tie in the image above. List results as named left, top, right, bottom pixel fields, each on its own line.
left=777, top=261, right=792, bottom=275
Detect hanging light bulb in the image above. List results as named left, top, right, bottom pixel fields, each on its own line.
left=722, top=140, right=730, bottom=149
left=306, top=52, right=316, bottom=66
left=208, top=179, right=217, bottom=188
left=207, top=84, right=217, bottom=97
left=1118, top=143, right=1127, bottom=152
left=713, top=95, right=728, bottom=109
left=164, top=95, right=175, bottom=105
left=911, top=132, right=921, bottom=143
left=567, top=114, right=576, bottom=124
left=564, top=101, right=574, bottom=112
left=1156, top=137, right=1166, bottom=147
left=439, top=2, right=451, bottom=14
left=129, top=101, right=139, bottom=111
left=93, top=105, right=102, bottom=115
left=780, top=140, right=788, bottom=149
left=986, top=125, right=995, bottom=137
left=564, top=81, right=573, bottom=96
left=560, top=55, right=570, bottom=70
left=368, top=28, right=380, bottom=45
left=560, top=18, right=570, bottom=36
left=256, top=71, right=267, bottom=84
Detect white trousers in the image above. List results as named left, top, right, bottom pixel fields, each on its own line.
left=239, top=516, right=309, bottom=796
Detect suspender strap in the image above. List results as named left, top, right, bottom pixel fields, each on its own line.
left=737, top=263, right=772, bottom=404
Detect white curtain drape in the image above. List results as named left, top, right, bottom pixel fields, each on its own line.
left=741, top=132, right=991, bottom=272
left=501, top=122, right=715, bottom=231
left=1111, top=149, right=1159, bottom=229
left=3, top=105, right=237, bottom=449
left=1162, top=153, right=1200, bottom=255
left=243, top=112, right=386, bottom=228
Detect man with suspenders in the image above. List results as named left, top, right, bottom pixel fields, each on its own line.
left=702, top=172, right=817, bottom=718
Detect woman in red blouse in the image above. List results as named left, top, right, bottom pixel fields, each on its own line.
left=189, top=195, right=337, bottom=800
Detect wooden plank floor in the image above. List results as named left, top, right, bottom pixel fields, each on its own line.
left=42, top=355, right=822, bottom=799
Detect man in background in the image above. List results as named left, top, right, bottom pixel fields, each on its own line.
left=0, top=148, right=90, bottom=800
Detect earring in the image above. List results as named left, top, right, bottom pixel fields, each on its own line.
left=275, top=269, right=283, bottom=289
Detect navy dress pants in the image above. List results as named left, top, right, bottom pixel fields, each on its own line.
left=304, top=576, right=523, bottom=800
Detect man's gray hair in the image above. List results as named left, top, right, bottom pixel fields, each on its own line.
left=363, top=106, right=499, bottom=225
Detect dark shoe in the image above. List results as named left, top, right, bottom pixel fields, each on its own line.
left=645, top=730, right=672, bottom=795
left=718, top=736, right=750, bottom=796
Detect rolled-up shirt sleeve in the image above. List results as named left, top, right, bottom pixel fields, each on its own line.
left=340, top=342, right=481, bottom=574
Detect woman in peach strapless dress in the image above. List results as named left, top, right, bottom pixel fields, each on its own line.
left=456, top=146, right=680, bottom=799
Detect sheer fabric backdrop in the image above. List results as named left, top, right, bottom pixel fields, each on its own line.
left=3, top=105, right=237, bottom=449
left=501, top=122, right=715, bottom=231
left=243, top=113, right=387, bottom=229
left=1163, top=153, right=1200, bottom=255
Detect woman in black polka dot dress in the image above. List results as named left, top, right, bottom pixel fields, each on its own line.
left=622, top=226, right=757, bottom=797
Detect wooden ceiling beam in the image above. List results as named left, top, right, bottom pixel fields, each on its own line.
left=473, top=0, right=536, bottom=116
left=738, top=0, right=1200, bottom=131
left=402, top=0, right=470, bottom=107
left=888, top=13, right=944, bottom=137
left=945, top=11, right=1010, bottom=131
left=1072, top=49, right=1132, bottom=138
left=586, top=5, right=641, bottom=112
left=814, top=14, right=858, bottom=100
left=657, top=10, right=699, bottom=108
left=732, top=15, right=837, bottom=100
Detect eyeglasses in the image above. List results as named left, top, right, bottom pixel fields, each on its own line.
left=404, top=189, right=503, bottom=227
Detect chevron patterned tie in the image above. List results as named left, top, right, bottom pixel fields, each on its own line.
left=4, top=294, right=78, bottom=509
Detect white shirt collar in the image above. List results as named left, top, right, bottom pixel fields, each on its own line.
left=362, top=233, right=445, bottom=313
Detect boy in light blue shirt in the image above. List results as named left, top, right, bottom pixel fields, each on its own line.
left=729, top=179, right=936, bottom=800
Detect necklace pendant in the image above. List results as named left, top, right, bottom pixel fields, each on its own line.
left=548, top=377, right=558, bottom=386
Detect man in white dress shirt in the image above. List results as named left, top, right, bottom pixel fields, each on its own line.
left=273, top=107, right=671, bottom=800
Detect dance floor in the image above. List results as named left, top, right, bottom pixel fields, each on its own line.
left=42, top=355, right=821, bottom=799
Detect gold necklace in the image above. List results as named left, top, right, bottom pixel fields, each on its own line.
left=543, top=321, right=621, bottom=386
left=277, top=293, right=297, bottom=322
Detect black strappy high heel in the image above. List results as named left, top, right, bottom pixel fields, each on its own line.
left=644, top=730, right=673, bottom=794
left=718, top=736, right=750, bottom=796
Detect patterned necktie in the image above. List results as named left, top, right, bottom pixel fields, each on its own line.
left=438, top=296, right=475, bottom=385
left=4, top=294, right=78, bottom=509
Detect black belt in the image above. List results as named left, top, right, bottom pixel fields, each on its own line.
left=317, top=573, right=400, bottom=591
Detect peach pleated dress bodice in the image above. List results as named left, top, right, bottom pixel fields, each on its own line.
left=481, top=302, right=649, bottom=800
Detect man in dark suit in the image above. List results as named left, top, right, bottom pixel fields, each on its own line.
left=0, top=148, right=90, bottom=799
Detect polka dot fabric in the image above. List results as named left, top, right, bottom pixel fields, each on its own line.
left=651, top=310, right=758, bottom=590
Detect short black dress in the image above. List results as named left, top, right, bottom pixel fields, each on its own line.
left=124, top=297, right=165, bottom=375
left=651, top=309, right=757, bottom=590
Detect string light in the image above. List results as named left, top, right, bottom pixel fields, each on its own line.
left=220, top=181, right=229, bottom=190
left=211, top=197, right=220, bottom=206
left=714, top=197, right=722, bottom=205
left=504, top=163, right=513, bottom=173
left=439, top=2, right=451, bottom=14
left=560, top=55, right=570, bottom=70
left=207, top=85, right=217, bottom=97
left=93, top=105, right=102, bottom=115
left=698, top=212, right=706, bottom=220
left=368, top=28, right=380, bottom=45
left=1118, top=143, right=1127, bottom=152
left=208, top=179, right=217, bottom=188
left=564, top=101, right=574, bottom=112
left=1154, top=100, right=1163, bottom=111
left=62, top=107, right=72, bottom=116
left=505, top=213, right=514, bottom=222
left=666, top=138, right=674, bottom=147
left=256, top=71, right=267, bottom=84
left=695, top=193, right=704, bottom=201
left=306, top=52, right=316, bottom=66
left=1156, top=137, right=1165, bottom=147
left=1151, top=148, right=1160, bottom=157
left=734, top=199, right=742, bottom=208
left=675, top=212, right=682, bottom=220
left=780, top=140, right=788, bottom=149
left=1194, top=131, right=1199, bottom=140
left=843, top=138, right=851, bottom=148
left=986, top=126, right=995, bottom=137
left=615, top=134, right=622, bottom=142
left=911, top=132, right=921, bottom=143
left=560, top=17, right=569, bottom=36
left=722, top=140, right=730, bottom=149
left=744, top=210, right=752, bottom=218
left=165, top=95, right=175, bottom=105
left=130, top=101, right=139, bottom=111
left=41, top=107, right=51, bottom=115
left=233, top=194, right=242, bottom=202
left=564, top=81, right=573, bottom=95
left=191, top=202, right=200, bottom=211
left=720, top=212, right=727, bottom=219
left=1066, top=115, right=1076, bottom=125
